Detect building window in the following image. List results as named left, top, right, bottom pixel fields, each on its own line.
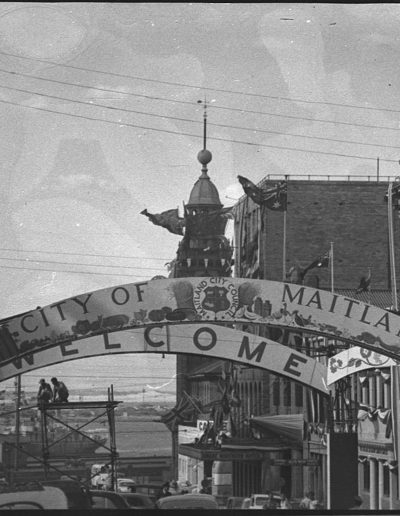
left=273, top=378, right=280, bottom=406
left=295, top=384, right=303, bottom=407
left=363, top=461, right=370, bottom=490
left=283, top=379, right=291, bottom=406
left=383, top=465, right=390, bottom=496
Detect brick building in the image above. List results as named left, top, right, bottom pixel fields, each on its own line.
left=234, top=176, right=400, bottom=510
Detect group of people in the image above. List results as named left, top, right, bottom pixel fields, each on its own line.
left=37, top=377, right=69, bottom=404
left=156, top=479, right=193, bottom=499
left=299, top=491, right=319, bottom=510
left=263, top=490, right=362, bottom=510
left=92, top=466, right=112, bottom=491
left=261, top=490, right=319, bottom=510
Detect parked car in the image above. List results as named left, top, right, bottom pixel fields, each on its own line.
left=89, top=489, right=131, bottom=509
left=155, top=493, right=219, bottom=510
left=0, top=485, right=68, bottom=510
left=41, top=479, right=92, bottom=509
left=225, top=496, right=246, bottom=509
left=117, top=477, right=136, bottom=493
left=120, top=492, right=155, bottom=509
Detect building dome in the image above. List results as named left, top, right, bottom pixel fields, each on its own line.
left=187, top=170, right=222, bottom=207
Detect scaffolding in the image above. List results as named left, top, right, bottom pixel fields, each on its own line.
left=6, top=385, right=121, bottom=490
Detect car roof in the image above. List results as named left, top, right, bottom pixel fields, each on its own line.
left=90, top=491, right=129, bottom=501
left=41, top=480, right=92, bottom=509
left=89, top=490, right=130, bottom=508
left=120, top=492, right=154, bottom=505
left=156, top=493, right=218, bottom=509
left=90, top=489, right=123, bottom=496
left=121, top=492, right=151, bottom=498
left=0, top=486, right=68, bottom=510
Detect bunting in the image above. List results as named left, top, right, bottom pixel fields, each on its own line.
left=141, top=208, right=184, bottom=235
left=356, top=403, right=392, bottom=437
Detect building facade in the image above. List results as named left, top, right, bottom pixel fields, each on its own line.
left=161, top=120, right=400, bottom=508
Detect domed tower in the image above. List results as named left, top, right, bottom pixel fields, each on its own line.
left=174, top=104, right=233, bottom=277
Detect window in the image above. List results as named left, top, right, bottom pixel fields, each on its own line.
left=295, top=384, right=303, bottom=407
left=272, top=378, right=280, bottom=406
left=283, top=379, right=291, bottom=406
left=363, top=461, right=370, bottom=491
left=384, top=465, right=390, bottom=496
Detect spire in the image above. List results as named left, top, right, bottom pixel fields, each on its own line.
left=187, top=100, right=221, bottom=207
left=197, top=98, right=212, bottom=176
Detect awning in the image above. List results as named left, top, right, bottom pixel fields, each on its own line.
left=250, top=413, right=305, bottom=444
left=179, top=441, right=290, bottom=461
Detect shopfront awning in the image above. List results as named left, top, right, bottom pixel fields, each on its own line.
left=250, top=413, right=305, bottom=444
left=179, top=441, right=290, bottom=462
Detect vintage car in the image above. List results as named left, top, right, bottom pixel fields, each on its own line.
left=225, top=496, right=246, bottom=509
left=116, top=477, right=136, bottom=493
left=155, top=493, right=219, bottom=510
left=89, top=489, right=131, bottom=509
left=41, top=478, right=92, bottom=509
left=0, top=484, right=68, bottom=510
left=241, top=493, right=282, bottom=509
left=119, top=492, right=155, bottom=509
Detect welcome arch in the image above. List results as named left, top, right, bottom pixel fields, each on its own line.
left=0, top=323, right=328, bottom=393
left=0, top=276, right=399, bottom=387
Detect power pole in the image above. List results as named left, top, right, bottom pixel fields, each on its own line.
left=14, top=375, right=21, bottom=472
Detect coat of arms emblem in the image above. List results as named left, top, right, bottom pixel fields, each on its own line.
left=193, top=278, right=239, bottom=320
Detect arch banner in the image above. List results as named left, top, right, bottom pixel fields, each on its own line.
left=327, top=348, right=397, bottom=385
left=0, top=323, right=329, bottom=393
left=1, top=276, right=400, bottom=368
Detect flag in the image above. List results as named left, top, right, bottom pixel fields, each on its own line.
left=140, top=208, right=184, bottom=235
left=305, top=250, right=331, bottom=271
left=286, top=263, right=306, bottom=284
left=184, top=206, right=232, bottom=236
left=237, top=176, right=287, bottom=211
left=207, top=206, right=235, bottom=219
left=355, top=270, right=371, bottom=294
left=160, top=392, right=201, bottom=431
left=384, top=183, right=400, bottom=202
left=224, top=413, right=237, bottom=438
left=228, top=363, right=241, bottom=408
left=306, top=389, right=316, bottom=423
left=237, top=175, right=264, bottom=204
left=391, top=365, right=400, bottom=460
left=263, top=181, right=287, bottom=211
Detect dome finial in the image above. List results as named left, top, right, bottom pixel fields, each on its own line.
left=197, top=97, right=212, bottom=173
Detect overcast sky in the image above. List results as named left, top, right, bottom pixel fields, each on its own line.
left=1, top=2, right=400, bottom=393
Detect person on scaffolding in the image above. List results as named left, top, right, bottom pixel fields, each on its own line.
left=37, top=378, right=53, bottom=405
left=51, top=377, right=69, bottom=402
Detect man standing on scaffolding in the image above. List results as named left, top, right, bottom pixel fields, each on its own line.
left=51, top=377, right=69, bottom=402
left=37, top=378, right=53, bottom=405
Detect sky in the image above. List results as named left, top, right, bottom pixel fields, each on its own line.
left=1, top=2, right=400, bottom=394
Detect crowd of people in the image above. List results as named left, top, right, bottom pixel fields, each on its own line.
left=37, top=377, right=69, bottom=404
left=262, top=490, right=363, bottom=510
